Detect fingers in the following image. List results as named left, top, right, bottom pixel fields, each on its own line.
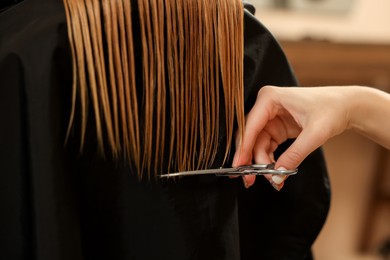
left=237, top=103, right=291, bottom=189
left=242, top=124, right=284, bottom=189
left=232, top=86, right=333, bottom=191
left=233, top=88, right=277, bottom=167
left=242, top=130, right=274, bottom=188
left=251, top=129, right=287, bottom=191
left=264, top=173, right=286, bottom=191
left=242, top=175, right=256, bottom=188
left=232, top=86, right=313, bottom=190
left=252, top=130, right=276, bottom=164
left=275, top=126, right=327, bottom=170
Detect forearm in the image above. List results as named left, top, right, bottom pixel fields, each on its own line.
left=348, top=86, right=390, bottom=150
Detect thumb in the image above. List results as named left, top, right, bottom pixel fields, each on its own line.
left=275, top=128, right=325, bottom=170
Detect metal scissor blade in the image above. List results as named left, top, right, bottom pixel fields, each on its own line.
left=159, top=167, right=237, bottom=178
left=159, top=164, right=298, bottom=178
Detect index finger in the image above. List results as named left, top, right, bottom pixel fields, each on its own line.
left=233, top=93, right=275, bottom=166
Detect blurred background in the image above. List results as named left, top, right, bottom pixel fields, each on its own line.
left=250, top=0, right=390, bottom=259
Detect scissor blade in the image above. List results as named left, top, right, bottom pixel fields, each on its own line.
left=159, top=167, right=237, bottom=178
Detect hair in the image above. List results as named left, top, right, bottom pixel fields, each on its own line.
left=63, top=0, right=245, bottom=178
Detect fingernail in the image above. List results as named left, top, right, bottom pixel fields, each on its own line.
left=243, top=177, right=249, bottom=188
left=271, top=167, right=287, bottom=185
left=271, top=182, right=281, bottom=191
left=271, top=175, right=286, bottom=185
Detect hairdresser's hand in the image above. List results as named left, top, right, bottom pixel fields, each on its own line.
left=233, top=85, right=352, bottom=190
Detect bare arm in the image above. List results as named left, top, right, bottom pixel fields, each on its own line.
left=349, top=86, right=390, bottom=150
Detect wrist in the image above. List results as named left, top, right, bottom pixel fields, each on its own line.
left=347, top=86, right=389, bottom=143
left=346, top=86, right=367, bottom=131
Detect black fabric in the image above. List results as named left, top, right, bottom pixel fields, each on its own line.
left=0, top=1, right=330, bottom=259
left=0, top=0, right=23, bottom=12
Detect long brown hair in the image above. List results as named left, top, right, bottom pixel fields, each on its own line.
left=63, top=0, right=245, bottom=178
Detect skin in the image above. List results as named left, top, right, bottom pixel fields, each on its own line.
left=233, top=85, right=390, bottom=190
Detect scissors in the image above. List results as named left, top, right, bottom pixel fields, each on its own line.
left=159, top=164, right=298, bottom=178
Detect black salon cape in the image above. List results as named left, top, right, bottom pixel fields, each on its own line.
left=0, top=1, right=330, bottom=259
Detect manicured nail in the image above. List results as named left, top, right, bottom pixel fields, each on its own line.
left=271, top=167, right=287, bottom=185
left=242, top=177, right=249, bottom=188
left=271, top=182, right=281, bottom=191
left=271, top=175, right=286, bottom=185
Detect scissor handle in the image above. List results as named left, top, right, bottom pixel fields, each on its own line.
left=215, top=164, right=298, bottom=176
